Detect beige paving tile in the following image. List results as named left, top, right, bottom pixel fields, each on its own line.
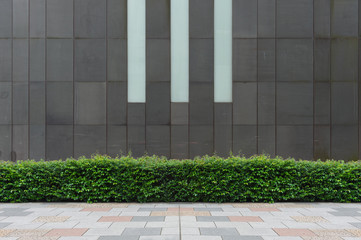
left=292, top=216, right=329, bottom=223
left=180, top=211, right=210, bottom=216
left=302, top=237, right=343, bottom=240
left=33, top=216, right=70, bottom=223
left=311, top=229, right=353, bottom=237
left=348, top=229, right=361, bottom=237
left=0, top=229, right=14, bottom=237
left=150, top=211, right=178, bottom=216
left=18, top=237, right=59, bottom=240
left=8, top=229, right=50, bottom=237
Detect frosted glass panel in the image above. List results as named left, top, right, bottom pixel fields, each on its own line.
left=214, top=0, right=232, bottom=102
left=128, top=0, right=146, bottom=103
left=171, top=0, right=189, bottom=102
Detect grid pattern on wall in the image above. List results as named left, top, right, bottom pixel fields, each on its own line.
left=0, top=0, right=360, bottom=161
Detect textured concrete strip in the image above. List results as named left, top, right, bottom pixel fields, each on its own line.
left=291, top=216, right=328, bottom=223
left=17, top=237, right=59, bottom=240
left=98, top=216, right=132, bottom=222
left=311, top=229, right=353, bottom=237
left=8, top=229, right=50, bottom=237
left=150, top=212, right=178, bottom=216
left=180, top=212, right=210, bottom=216
left=121, top=228, right=161, bottom=236
left=194, top=208, right=223, bottom=212
left=45, top=229, right=88, bottom=237
left=132, top=217, right=165, bottom=222
left=302, top=237, right=343, bottom=240
left=347, top=229, right=361, bottom=236
left=33, top=216, right=70, bottom=223
left=196, top=216, right=229, bottom=222
left=229, top=216, right=263, bottom=222
left=199, top=227, right=239, bottom=236
left=0, top=229, right=14, bottom=237
left=273, top=228, right=316, bottom=237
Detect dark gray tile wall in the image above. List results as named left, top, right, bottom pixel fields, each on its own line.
left=0, top=0, right=360, bottom=161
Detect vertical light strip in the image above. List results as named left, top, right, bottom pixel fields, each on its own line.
left=127, top=0, right=145, bottom=102
left=171, top=0, right=189, bottom=102
left=214, top=0, right=232, bottom=102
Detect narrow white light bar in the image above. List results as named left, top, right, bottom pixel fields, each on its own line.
left=171, top=0, right=189, bottom=102
left=214, top=0, right=232, bottom=102
left=127, top=0, right=146, bottom=102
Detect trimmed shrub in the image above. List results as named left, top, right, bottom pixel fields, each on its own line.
left=0, top=155, right=360, bottom=203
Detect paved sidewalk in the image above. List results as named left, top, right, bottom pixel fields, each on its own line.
left=0, top=203, right=361, bottom=240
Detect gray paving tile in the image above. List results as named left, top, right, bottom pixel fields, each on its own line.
left=222, top=237, right=263, bottom=240
left=194, top=208, right=223, bottom=212
left=99, top=236, right=139, bottom=240
left=350, top=222, right=361, bottom=229
left=0, top=208, right=31, bottom=216
left=200, top=228, right=239, bottom=236
left=122, top=228, right=161, bottom=236
left=196, top=216, right=229, bottom=222
left=140, top=237, right=179, bottom=240
left=330, top=208, right=361, bottom=216
left=138, top=208, right=168, bottom=212
left=131, top=217, right=165, bottom=222
left=0, top=222, right=11, bottom=228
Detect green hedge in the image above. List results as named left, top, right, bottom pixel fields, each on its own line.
left=0, top=155, right=360, bottom=203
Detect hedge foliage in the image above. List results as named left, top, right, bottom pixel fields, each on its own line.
left=0, top=155, right=360, bottom=203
